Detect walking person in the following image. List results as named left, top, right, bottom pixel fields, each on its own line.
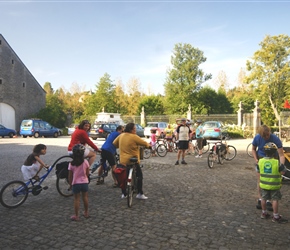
left=256, top=142, right=288, bottom=223
left=68, top=144, right=90, bottom=221
left=175, top=118, right=191, bottom=165
left=252, top=125, right=285, bottom=211
left=195, top=120, right=204, bottom=158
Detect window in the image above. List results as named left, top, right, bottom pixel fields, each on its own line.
left=12, top=59, right=14, bottom=64
left=23, top=82, right=25, bottom=87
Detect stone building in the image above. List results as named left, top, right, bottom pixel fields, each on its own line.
left=0, top=34, right=46, bottom=131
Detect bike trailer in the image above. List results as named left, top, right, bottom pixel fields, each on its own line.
left=55, top=161, right=70, bottom=179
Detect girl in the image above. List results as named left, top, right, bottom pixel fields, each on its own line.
left=150, top=129, right=157, bottom=156
left=68, top=144, right=90, bottom=221
left=21, top=144, right=49, bottom=181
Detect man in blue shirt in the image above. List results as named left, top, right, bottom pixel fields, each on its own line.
left=97, top=125, right=124, bottom=186
left=252, top=125, right=285, bottom=211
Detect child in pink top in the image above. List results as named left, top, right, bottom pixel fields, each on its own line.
left=68, top=144, right=90, bottom=221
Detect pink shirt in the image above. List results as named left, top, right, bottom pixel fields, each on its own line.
left=150, top=133, right=156, bottom=144
left=68, top=160, right=90, bottom=185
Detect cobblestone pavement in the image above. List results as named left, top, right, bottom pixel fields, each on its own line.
left=1, top=137, right=290, bottom=249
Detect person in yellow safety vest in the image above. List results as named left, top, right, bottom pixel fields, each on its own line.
left=256, top=142, right=288, bottom=223
left=164, top=124, right=174, bottom=152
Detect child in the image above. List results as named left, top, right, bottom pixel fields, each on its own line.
left=21, top=144, right=49, bottom=181
left=256, top=142, right=288, bottom=223
left=150, top=129, right=157, bottom=156
left=165, top=124, right=174, bottom=152
left=68, top=144, right=90, bottom=221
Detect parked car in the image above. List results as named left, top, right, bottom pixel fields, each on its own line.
left=135, top=124, right=144, bottom=137
left=68, top=124, right=78, bottom=136
left=144, top=122, right=167, bottom=138
left=0, top=124, right=17, bottom=138
left=202, top=121, right=227, bottom=140
left=20, top=119, right=60, bottom=138
left=89, top=123, right=118, bottom=140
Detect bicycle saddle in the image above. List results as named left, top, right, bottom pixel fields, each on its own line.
left=130, top=157, right=138, bottom=163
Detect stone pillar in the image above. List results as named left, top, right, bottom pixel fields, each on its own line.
left=253, top=100, right=261, bottom=136
left=187, top=104, right=192, bottom=121
left=237, top=101, right=243, bottom=127
left=141, top=106, right=145, bottom=127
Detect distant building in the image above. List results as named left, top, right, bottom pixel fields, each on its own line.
left=0, top=34, right=46, bottom=131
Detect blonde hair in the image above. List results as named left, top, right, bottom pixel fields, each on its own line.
left=258, top=125, right=271, bottom=137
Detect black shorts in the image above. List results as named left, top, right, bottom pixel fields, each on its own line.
left=178, top=141, right=189, bottom=150
left=101, top=150, right=116, bottom=166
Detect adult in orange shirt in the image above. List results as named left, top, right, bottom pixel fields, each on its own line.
left=113, top=123, right=150, bottom=199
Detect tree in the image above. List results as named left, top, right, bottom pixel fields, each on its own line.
left=43, top=82, right=54, bottom=94
left=137, top=95, right=165, bottom=115
left=214, top=70, right=229, bottom=93
left=126, top=77, right=143, bottom=115
left=164, top=43, right=212, bottom=115
left=114, top=79, right=128, bottom=114
left=245, top=34, right=290, bottom=125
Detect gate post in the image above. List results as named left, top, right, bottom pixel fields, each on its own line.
left=253, top=100, right=261, bottom=136
left=237, top=101, right=243, bottom=127
left=141, top=106, right=145, bottom=127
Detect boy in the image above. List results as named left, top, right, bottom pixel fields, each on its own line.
left=256, top=142, right=288, bottom=223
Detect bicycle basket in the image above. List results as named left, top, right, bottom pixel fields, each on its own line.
left=55, top=161, right=70, bottom=179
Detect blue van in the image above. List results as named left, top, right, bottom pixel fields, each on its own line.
left=20, top=119, right=60, bottom=138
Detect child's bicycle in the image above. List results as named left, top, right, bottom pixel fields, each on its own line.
left=0, top=155, right=73, bottom=209
left=207, top=139, right=237, bottom=168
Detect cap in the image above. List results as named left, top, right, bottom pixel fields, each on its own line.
left=181, top=118, right=186, bottom=121
left=196, top=119, right=202, bottom=123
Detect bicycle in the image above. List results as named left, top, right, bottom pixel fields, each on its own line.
left=207, top=139, right=237, bottom=168
left=0, top=155, right=72, bottom=208
left=190, top=139, right=210, bottom=155
left=126, top=157, right=139, bottom=208
left=143, top=143, right=168, bottom=158
left=246, top=142, right=253, bottom=157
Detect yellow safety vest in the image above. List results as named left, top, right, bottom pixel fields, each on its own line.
left=259, top=158, right=281, bottom=190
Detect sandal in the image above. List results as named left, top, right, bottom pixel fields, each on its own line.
left=70, top=215, right=79, bottom=221
left=83, top=212, right=90, bottom=219
left=113, top=183, right=118, bottom=188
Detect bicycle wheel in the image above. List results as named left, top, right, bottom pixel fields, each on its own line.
left=0, top=181, right=28, bottom=208
left=156, top=144, right=167, bottom=157
left=246, top=143, right=253, bottom=158
left=225, top=145, right=237, bottom=161
left=207, top=152, right=215, bottom=168
left=173, top=142, right=179, bottom=152
left=218, top=150, right=224, bottom=165
left=143, top=148, right=151, bottom=159
left=56, top=169, right=73, bottom=197
left=202, top=143, right=210, bottom=154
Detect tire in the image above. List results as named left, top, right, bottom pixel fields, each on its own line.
left=224, top=145, right=237, bottom=161
left=56, top=169, right=73, bottom=197
left=0, top=181, right=28, bottom=208
left=173, top=142, right=179, bottom=152
left=22, top=135, right=27, bottom=138
left=156, top=144, right=167, bottom=157
left=218, top=150, right=224, bottom=165
left=127, top=170, right=137, bottom=208
left=8, top=132, right=14, bottom=138
left=34, top=132, right=39, bottom=138
left=207, top=152, right=215, bottom=168
left=53, top=132, right=58, bottom=138
left=143, top=148, right=151, bottom=159
left=246, top=143, right=253, bottom=158
left=202, top=143, right=210, bottom=154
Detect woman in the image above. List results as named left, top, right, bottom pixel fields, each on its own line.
left=113, top=123, right=150, bottom=199
left=68, top=120, right=100, bottom=166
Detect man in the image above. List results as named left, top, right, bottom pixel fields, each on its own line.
left=195, top=119, right=203, bottom=158
left=175, top=118, right=191, bottom=165
left=97, top=125, right=123, bottom=186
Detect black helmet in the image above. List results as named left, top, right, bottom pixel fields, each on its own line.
left=264, top=142, right=277, bottom=156
left=72, top=144, right=86, bottom=156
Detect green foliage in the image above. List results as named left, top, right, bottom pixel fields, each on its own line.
left=137, top=95, right=165, bottom=115
left=164, top=43, right=212, bottom=114
left=245, top=34, right=290, bottom=125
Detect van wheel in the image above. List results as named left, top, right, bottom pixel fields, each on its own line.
left=8, top=132, right=14, bottom=138
left=34, top=132, right=40, bottom=138
left=53, top=132, right=58, bottom=138
left=22, top=135, right=27, bottom=138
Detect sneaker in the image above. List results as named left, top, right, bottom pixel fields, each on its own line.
left=175, top=161, right=179, bottom=165
left=181, top=160, right=187, bottom=165
left=121, top=194, right=127, bottom=199
left=272, top=215, right=288, bottom=224
left=266, top=201, right=273, bottom=211
left=195, top=155, right=202, bottom=158
left=261, top=212, right=271, bottom=219
left=136, top=194, right=148, bottom=200
left=256, top=200, right=262, bottom=209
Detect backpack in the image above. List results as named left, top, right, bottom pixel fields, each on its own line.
left=114, top=164, right=127, bottom=189
left=55, top=161, right=70, bottom=179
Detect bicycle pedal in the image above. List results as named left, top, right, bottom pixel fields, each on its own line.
left=43, top=186, right=48, bottom=190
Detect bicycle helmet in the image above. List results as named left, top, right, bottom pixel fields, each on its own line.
left=72, top=144, right=86, bottom=156
left=196, top=119, right=202, bottom=124
left=264, top=142, right=278, bottom=157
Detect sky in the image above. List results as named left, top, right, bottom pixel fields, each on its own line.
left=1, top=0, right=290, bottom=95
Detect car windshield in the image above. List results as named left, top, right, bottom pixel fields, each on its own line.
left=203, top=122, right=218, bottom=128
left=147, top=123, right=158, bottom=127
left=21, top=120, right=32, bottom=127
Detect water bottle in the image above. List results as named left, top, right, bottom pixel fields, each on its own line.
left=91, top=161, right=99, bottom=173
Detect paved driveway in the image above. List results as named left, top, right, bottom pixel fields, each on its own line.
left=1, top=137, right=290, bottom=249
